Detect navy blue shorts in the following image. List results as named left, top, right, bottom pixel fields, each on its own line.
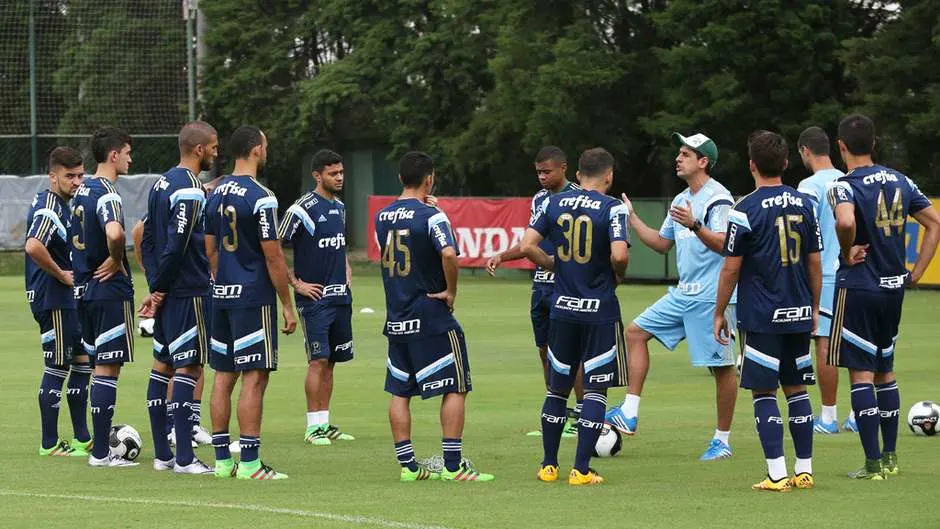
left=546, top=319, right=627, bottom=391
left=81, top=299, right=135, bottom=366
left=530, top=287, right=553, bottom=348
left=299, top=303, right=353, bottom=363
left=385, top=328, right=471, bottom=399
left=829, top=287, right=902, bottom=374
left=210, top=304, right=278, bottom=372
left=152, top=296, right=210, bottom=369
left=33, top=308, right=82, bottom=367
left=739, top=330, right=814, bottom=390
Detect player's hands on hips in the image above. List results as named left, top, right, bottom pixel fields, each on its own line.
left=282, top=306, right=297, bottom=335
left=138, top=295, right=155, bottom=318
left=59, top=270, right=74, bottom=288
left=293, top=279, right=323, bottom=301
left=93, top=256, right=126, bottom=282
left=713, top=313, right=731, bottom=346
left=669, top=200, right=696, bottom=228
left=485, top=254, right=502, bottom=276
left=844, top=244, right=868, bottom=266
left=428, top=290, right=455, bottom=312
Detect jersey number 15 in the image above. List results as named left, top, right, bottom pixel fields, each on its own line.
left=774, top=214, right=803, bottom=266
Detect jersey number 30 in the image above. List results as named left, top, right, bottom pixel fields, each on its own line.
left=557, top=213, right=593, bottom=264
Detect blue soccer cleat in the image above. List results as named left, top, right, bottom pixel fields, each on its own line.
left=843, top=415, right=858, bottom=433
left=604, top=407, right=636, bottom=436
left=813, top=417, right=840, bottom=434
left=700, top=439, right=732, bottom=461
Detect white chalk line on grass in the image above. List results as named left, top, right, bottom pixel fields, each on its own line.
left=0, top=490, right=457, bottom=529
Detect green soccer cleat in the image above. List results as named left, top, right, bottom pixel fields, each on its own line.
left=304, top=425, right=332, bottom=446
left=562, top=420, right=578, bottom=438
left=236, top=460, right=288, bottom=480
left=70, top=438, right=93, bottom=453
left=324, top=424, right=355, bottom=441
left=39, top=440, right=87, bottom=457
left=214, top=458, right=237, bottom=478
left=400, top=466, right=440, bottom=482
left=848, top=459, right=887, bottom=480
left=440, top=461, right=494, bottom=482
left=882, top=452, right=899, bottom=476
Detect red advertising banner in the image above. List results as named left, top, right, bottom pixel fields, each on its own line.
left=367, top=195, right=535, bottom=269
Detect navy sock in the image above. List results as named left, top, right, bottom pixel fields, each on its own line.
left=165, top=402, right=174, bottom=438
left=192, top=399, right=202, bottom=429
left=240, top=435, right=260, bottom=463
left=212, top=431, right=231, bottom=461
left=66, top=362, right=91, bottom=442
left=90, top=375, right=118, bottom=459
left=540, top=391, right=568, bottom=467
left=786, top=391, right=813, bottom=460
left=146, top=370, right=173, bottom=461
left=394, top=440, right=418, bottom=472
left=574, top=400, right=583, bottom=419
left=39, top=367, right=68, bottom=449
left=442, top=437, right=462, bottom=472
left=876, top=381, right=900, bottom=453
left=753, top=394, right=784, bottom=459
left=851, top=383, right=881, bottom=460
left=172, top=374, right=197, bottom=465
left=574, top=392, right=606, bottom=474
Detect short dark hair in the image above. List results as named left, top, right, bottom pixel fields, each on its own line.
left=48, top=146, right=83, bottom=171
left=179, top=120, right=217, bottom=154
left=797, top=126, right=830, bottom=156
left=838, top=114, right=875, bottom=156
left=398, top=151, right=435, bottom=188
left=535, top=146, right=566, bottom=165
left=747, top=130, right=788, bottom=177
left=90, top=127, right=131, bottom=163
left=312, top=149, right=343, bottom=173
left=229, top=125, right=264, bottom=159
left=578, top=147, right=614, bottom=178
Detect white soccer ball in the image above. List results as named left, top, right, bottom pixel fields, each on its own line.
left=109, top=424, right=143, bottom=461
left=593, top=423, right=623, bottom=457
left=138, top=317, right=155, bottom=337
left=907, top=401, right=940, bottom=436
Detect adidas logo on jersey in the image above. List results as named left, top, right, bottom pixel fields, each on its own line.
left=319, top=214, right=328, bottom=222
left=558, top=195, right=602, bottom=210
left=761, top=191, right=803, bottom=209
left=379, top=208, right=415, bottom=223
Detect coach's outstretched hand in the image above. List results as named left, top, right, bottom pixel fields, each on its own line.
left=485, top=254, right=502, bottom=276
left=282, top=306, right=297, bottom=335
left=428, top=290, right=455, bottom=312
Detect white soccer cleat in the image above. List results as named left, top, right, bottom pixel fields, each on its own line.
left=168, top=428, right=198, bottom=449
left=174, top=458, right=214, bottom=475
left=228, top=440, right=241, bottom=454
left=153, top=457, right=176, bottom=471
left=192, top=425, right=212, bottom=446
left=89, top=454, right=139, bottom=468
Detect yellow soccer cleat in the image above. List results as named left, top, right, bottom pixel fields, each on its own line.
left=752, top=475, right=792, bottom=492
left=789, top=472, right=814, bottom=489
left=536, top=464, right=559, bottom=482
left=568, top=468, right=604, bottom=486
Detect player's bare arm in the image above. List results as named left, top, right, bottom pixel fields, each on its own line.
left=288, top=267, right=323, bottom=301
left=622, top=193, right=674, bottom=254
left=204, top=233, right=218, bottom=279
left=428, top=246, right=459, bottom=311
left=485, top=244, right=527, bottom=276
left=832, top=201, right=867, bottom=265
left=261, top=238, right=297, bottom=334
left=520, top=227, right=554, bottom=271
left=910, top=205, right=940, bottom=284
left=713, top=255, right=742, bottom=345
left=94, top=220, right=127, bottom=281
left=24, top=237, right=72, bottom=287
left=806, top=251, right=822, bottom=334
left=610, top=240, right=629, bottom=280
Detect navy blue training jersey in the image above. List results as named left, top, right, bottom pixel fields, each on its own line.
left=70, top=177, right=134, bottom=302
left=530, top=181, right=580, bottom=290
left=529, top=189, right=630, bottom=324
left=141, top=167, right=210, bottom=297
left=205, top=175, right=279, bottom=308
left=375, top=198, right=460, bottom=341
left=827, top=165, right=931, bottom=291
left=724, top=186, right=821, bottom=333
left=279, top=191, right=351, bottom=308
left=24, top=190, right=75, bottom=312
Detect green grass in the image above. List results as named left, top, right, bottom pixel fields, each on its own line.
left=1, top=272, right=939, bottom=529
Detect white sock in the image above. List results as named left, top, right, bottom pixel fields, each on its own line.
left=848, top=410, right=856, bottom=421
left=321, top=410, right=330, bottom=426
left=306, top=412, right=318, bottom=428
left=620, top=394, right=641, bottom=417
left=767, top=456, right=787, bottom=481
left=713, top=429, right=730, bottom=445
left=795, top=457, right=813, bottom=476
left=821, top=405, right=837, bottom=423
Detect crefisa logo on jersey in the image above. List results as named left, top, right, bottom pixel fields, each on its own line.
left=258, top=210, right=273, bottom=239
left=863, top=171, right=898, bottom=185
left=379, top=208, right=415, bottom=223
left=559, top=195, right=602, bottom=210
left=555, top=295, right=601, bottom=313
left=216, top=181, right=248, bottom=196
left=761, top=191, right=803, bottom=209
left=726, top=224, right=738, bottom=252
left=771, top=305, right=812, bottom=324
left=318, top=233, right=346, bottom=249
left=175, top=203, right=188, bottom=234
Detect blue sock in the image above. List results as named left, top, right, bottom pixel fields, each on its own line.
left=753, top=394, right=784, bottom=459
left=240, top=435, right=260, bottom=463
left=165, top=402, right=174, bottom=438
left=39, top=367, right=68, bottom=449
left=394, top=440, right=418, bottom=472
left=540, top=391, right=568, bottom=467
left=192, top=399, right=202, bottom=429
left=876, top=381, right=900, bottom=453
left=146, top=370, right=173, bottom=461
left=90, top=375, right=118, bottom=459
left=172, top=374, right=197, bottom=465
left=851, top=383, right=881, bottom=460
left=212, top=431, right=231, bottom=461
left=574, top=392, right=606, bottom=474
left=786, top=391, right=813, bottom=460
left=442, top=437, right=462, bottom=472
left=66, top=362, right=91, bottom=442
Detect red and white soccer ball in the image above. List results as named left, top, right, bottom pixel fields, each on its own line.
left=907, top=401, right=940, bottom=436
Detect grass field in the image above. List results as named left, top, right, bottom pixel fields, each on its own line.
left=1, top=270, right=939, bottom=529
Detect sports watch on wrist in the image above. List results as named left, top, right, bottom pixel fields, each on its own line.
left=691, top=219, right=703, bottom=232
